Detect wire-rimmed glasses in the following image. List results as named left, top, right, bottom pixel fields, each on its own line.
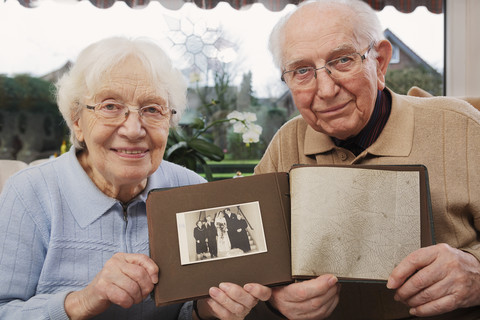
left=85, top=100, right=176, bottom=127
left=281, top=42, right=375, bottom=88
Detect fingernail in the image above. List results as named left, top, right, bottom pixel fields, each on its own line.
left=209, top=287, right=221, bottom=297
left=244, top=284, right=253, bottom=292
left=410, top=308, right=417, bottom=315
left=219, top=282, right=230, bottom=291
left=328, top=275, right=338, bottom=286
left=386, top=277, right=394, bottom=289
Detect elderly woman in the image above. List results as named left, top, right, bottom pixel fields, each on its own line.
left=0, top=37, right=270, bottom=319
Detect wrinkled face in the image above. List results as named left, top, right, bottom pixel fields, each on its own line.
left=282, top=5, right=387, bottom=140
left=73, top=56, right=170, bottom=192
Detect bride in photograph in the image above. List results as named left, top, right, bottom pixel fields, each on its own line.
left=214, top=210, right=231, bottom=257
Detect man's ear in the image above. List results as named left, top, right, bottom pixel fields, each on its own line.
left=374, top=40, right=392, bottom=90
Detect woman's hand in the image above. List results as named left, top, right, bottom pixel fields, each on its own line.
left=64, top=253, right=158, bottom=319
left=195, top=282, right=271, bottom=320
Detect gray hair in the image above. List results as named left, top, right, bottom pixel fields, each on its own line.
left=269, top=0, right=385, bottom=70
left=56, top=36, right=187, bottom=149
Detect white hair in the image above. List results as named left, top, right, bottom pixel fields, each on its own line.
left=56, top=36, right=187, bottom=149
left=269, top=0, right=385, bottom=70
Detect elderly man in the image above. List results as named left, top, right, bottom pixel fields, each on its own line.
left=253, top=0, right=480, bottom=319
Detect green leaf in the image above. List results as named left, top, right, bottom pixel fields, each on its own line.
left=165, top=141, right=188, bottom=159
left=189, top=138, right=224, bottom=161
left=183, top=156, right=198, bottom=171
left=168, top=128, right=182, bottom=143
left=190, top=117, right=206, bottom=130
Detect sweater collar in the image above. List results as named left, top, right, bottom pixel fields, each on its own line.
left=304, top=88, right=414, bottom=157
left=56, top=147, right=116, bottom=228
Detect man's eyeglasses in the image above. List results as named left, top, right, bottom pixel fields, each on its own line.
left=281, top=42, right=375, bottom=88
left=85, top=100, right=176, bottom=127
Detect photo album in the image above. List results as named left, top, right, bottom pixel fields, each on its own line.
left=146, top=164, right=434, bottom=306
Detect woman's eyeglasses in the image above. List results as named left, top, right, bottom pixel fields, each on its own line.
left=85, top=100, right=176, bottom=127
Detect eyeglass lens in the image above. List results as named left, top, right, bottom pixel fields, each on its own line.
left=88, top=102, right=173, bottom=126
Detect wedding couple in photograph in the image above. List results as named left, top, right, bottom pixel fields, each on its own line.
left=194, top=207, right=251, bottom=261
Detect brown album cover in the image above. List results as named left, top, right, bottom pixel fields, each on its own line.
left=146, top=165, right=433, bottom=306
left=146, top=172, right=292, bottom=306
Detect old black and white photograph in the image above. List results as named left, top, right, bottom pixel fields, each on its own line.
left=176, top=201, right=267, bottom=265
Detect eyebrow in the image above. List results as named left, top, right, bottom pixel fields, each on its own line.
left=284, top=43, right=359, bottom=69
left=93, top=90, right=168, bottom=106
left=329, top=44, right=358, bottom=56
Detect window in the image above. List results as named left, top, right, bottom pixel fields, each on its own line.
left=0, top=0, right=445, bottom=162
left=390, top=45, right=400, bottom=64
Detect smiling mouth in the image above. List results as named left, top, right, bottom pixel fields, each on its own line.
left=318, top=102, right=349, bottom=114
left=114, top=149, right=147, bottom=155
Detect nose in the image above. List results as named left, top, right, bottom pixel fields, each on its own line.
left=314, top=68, right=340, bottom=99
left=117, top=109, right=146, bottom=139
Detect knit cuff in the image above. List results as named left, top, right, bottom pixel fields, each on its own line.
left=47, top=291, right=71, bottom=320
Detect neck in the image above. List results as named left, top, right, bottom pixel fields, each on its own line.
left=77, top=151, right=147, bottom=202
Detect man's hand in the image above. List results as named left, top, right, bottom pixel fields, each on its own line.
left=65, top=253, right=158, bottom=319
left=269, top=274, right=340, bottom=320
left=387, top=243, right=480, bottom=316
left=196, top=282, right=271, bottom=320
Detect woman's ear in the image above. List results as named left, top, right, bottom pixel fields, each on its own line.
left=72, top=115, right=84, bottom=144
left=374, top=40, right=393, bottom=90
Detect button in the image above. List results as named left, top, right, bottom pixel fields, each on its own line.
left=338, top=151, right=348, bottom=161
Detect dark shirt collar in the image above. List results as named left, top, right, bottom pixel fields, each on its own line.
left=333, top=89, right=392, bottom=155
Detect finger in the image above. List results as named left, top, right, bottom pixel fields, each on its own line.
left=402, top=276, right=450, bottom=308
left=107, top=284, right=137, bottom=308
left=387, top=247, right=437, bottom=290
left=281, top=274, right=338, bottom=302
left=395, top=264, right=445, bottom=303
left=219, top=283, right=258, bottom=309
left=208, top=285, right=249, bottom=319
left=409, top=293, right=458, bottom=317
left=204, top=297, right=232, bottom=320
left=271, top=277, right=340, bottom=320
left=298, top=290, right=340, bottom=320
left=105, top=273, right=143, bottom=306
left=284, top=281, right=340, bottom=319
left=102, top=255, right=156, bottom=303
left=124, top=253, right=159, bottom=284
left=120, top=262, right=156, bottom=299
left=243, top=283, right=272, bottom=301
left=400, top=253, right=478, bottom=308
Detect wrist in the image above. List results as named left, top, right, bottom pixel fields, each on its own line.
left=64, top=291, right=89, bottom=320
